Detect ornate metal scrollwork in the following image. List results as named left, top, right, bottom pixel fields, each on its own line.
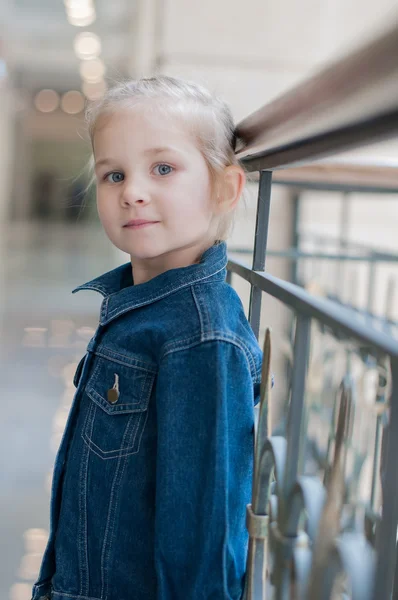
left=244, top=326, right=386, bottom=599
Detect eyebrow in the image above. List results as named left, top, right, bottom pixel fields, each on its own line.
left=94, top=159, right=114, bottom=169
left=144, top=146, right=183, bottom=156
left=95, top=146, right=183, bottom=169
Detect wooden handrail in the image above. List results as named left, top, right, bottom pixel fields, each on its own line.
left=272, top=161, right=398, bottom=192
left=235, top=23, right=398, bottom=170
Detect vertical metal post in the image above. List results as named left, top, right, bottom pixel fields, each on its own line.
left=290, top=190, right=301, bottom=285
left=274, top=314, right=311, bottom=599
left=372, top=359, right=398, bottom=600
left=248, top=170, right=273, bottom=339
left=370, top=416, right=382, bottom=510
left=282, top=314, right=311, bottom=519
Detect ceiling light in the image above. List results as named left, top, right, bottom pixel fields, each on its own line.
left=74, top=32, right=101, bottom=60
left=64, top=0, right=94, bottom=10
left=67, top=6, right=94, bottom=18
left=79, top=58, right=106, bottom=83
left=64, top=0, right=94, bottom=6
left=65, top=1, right=96, bottom=27
left=82, top=79, right=107, bottom=100
left=61, top=91, right=85, bottom=114
left=34, top=89, right=60, bottom=113
left=67, top=13, right=96, bottom=27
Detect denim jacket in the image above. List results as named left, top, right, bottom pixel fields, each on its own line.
left=32, top=241, right=263, bottom=600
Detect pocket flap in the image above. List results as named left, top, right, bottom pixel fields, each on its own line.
left=85, top=355, right=155, bottom=415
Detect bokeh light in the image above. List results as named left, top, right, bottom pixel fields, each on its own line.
left=79, top=58, right=106, bottom=83
left=34, top=90, right=59, bottom=113
left=65, top=0, right=96, bottom=27
left=23, top=529, right=49, bottom=554
left=68, top=14, right=96, bottom=26
left=9, top=583, right=33, bottom=600
left=61, top=90, right=85, bottom=114
left=74, top=32, right=101, bottom=60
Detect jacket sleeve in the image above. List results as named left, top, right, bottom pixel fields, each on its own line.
left=154, top=340, right=256, bottom=600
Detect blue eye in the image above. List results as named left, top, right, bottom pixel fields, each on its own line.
left=154, top=164, right=173, bottom=176
left=106, top=172, right=124, bottom=183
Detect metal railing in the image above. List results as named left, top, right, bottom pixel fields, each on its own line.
left=228, top=22, right=398, bottom=600
left=229, top=238, right=398, bottom=336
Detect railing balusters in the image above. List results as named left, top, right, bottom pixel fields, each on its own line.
left=282, top=315, right=311, bottom=515
left=230, top=22, right=398, bottom=600
left=272, top=315, right=311, bottom=599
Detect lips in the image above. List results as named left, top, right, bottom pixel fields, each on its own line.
left=124, top=219, right=159, bottom=228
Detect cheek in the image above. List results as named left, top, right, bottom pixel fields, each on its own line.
left=174, top=170, right=214, bottom=218
left=174, top=195, right=215, bottom=227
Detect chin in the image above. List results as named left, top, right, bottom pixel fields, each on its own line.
left=108, top=236, right=153, bottom=258
left=128, top=244, right=166, bottom=260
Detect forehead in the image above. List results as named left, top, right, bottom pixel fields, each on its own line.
left=93, top=106, right=198, bottom=154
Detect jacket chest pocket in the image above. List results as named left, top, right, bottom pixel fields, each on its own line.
left=82, top=354, right=156, bottom=460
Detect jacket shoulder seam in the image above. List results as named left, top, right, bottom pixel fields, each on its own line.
left=160, top=333, right=258, bottom=378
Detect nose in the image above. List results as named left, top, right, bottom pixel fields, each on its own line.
left=120, top=179, right=151, bottom=207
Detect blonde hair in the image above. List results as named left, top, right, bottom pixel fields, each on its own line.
left=85, top=75, right=245, bottom=240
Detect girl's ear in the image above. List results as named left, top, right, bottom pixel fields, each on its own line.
left=216, top=165, right=246, bottom=215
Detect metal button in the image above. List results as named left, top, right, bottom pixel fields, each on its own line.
left=107, top=373, right=120, bottom=404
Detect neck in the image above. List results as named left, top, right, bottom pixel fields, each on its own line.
left=131, top=240, right=216, bottom=285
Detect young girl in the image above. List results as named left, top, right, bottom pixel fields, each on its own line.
left=32, top=76, right=263, bottom=600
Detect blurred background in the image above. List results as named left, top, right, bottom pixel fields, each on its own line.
left=1, top=1, right=398, bottom=599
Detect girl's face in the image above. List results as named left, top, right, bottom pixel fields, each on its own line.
left=93, top=107, right=218, bottom=277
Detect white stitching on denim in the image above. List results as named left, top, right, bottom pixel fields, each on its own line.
left=81, top=355, right=154, bottom=459
left=161, top=335, right=256, bottom=377
left=86, top=386, right=148, bottom=411
left=72, top=283, right=108, bottom=296
left=100, top=424, right=131, bottom=599
left=161, top=333, right=201, bottom=354
left=93, top=346, right=157, bottom=372
left=139, top=369, right=146, bottom=401
left=74, top=244, right=225, bottom=297
left=194, top=274, right=225, bottom=285
left=161, top=330, right=258, bottom=374
left=88, top=356, right=101, bottom=384
left=82, top=410, right=142, bottom=458
left=192, top=284, right=214, bottom=335
left=82, top=369, right=153, bottom=459
left=52, top=591, right=102, bottom=600
left=84, top=355, right=155, bottom=411
left=78, top=413, right=90, bottom=596
left=77, top=399, right=93, bottom=594
left=202, top=332, right=256, bottom=375
left=100, top=296, right=109, bottom=322
left=191, top=287, right=204, bottom=340
left=81, top=413, right=148, bottom=460
left=102, top=262, right=226, bottom=323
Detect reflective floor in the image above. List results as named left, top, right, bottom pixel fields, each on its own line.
left=0, top=222, right=126, bottom=600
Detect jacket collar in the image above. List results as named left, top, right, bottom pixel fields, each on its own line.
left=72, top=241, right=228, bottom=326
